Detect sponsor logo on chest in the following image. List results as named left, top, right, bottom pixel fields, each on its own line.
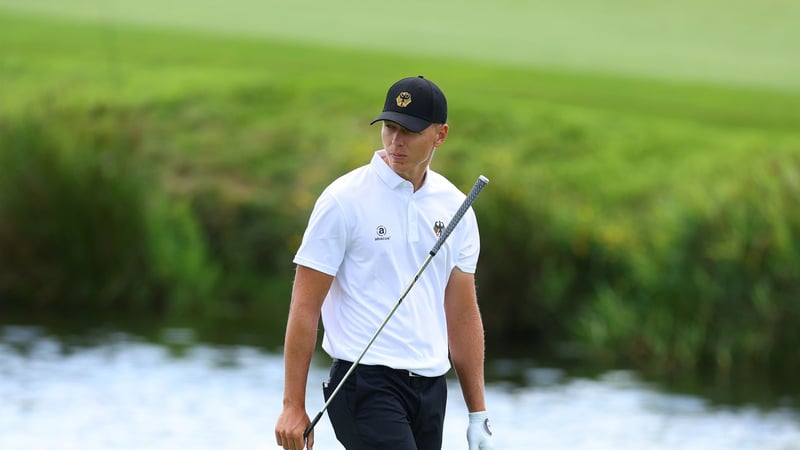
left=374, top=225, right=391, bottom=241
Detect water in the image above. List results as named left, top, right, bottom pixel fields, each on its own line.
left=1, top=325, right=799, bottom=450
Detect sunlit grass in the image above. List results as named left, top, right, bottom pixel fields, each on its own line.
left=1, top=0, right=799, bottom=90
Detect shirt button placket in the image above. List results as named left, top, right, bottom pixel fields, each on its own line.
left=408, top=190, right=419, bottom=243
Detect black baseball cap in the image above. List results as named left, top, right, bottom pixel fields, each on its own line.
left=370, top=76, right=447, bottom=132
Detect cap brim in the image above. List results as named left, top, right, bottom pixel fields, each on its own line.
left=370, top=111, right=431, bottom=133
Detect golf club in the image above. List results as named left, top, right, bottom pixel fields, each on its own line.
left=304, top=174, right=490, bottom=440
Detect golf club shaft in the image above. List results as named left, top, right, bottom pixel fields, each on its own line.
left=304, top=174, right=490, bottom=440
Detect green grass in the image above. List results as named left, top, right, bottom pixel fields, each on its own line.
left=2, top=9, right=798, bottom=204
left=1, top=0, right=799, bottom=91
left=2, top=7, right=800, bottom=377
left=1, top=6, right=798, bottom=287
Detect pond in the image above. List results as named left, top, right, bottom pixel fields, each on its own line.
left=1, top=324, right=798, bottom=449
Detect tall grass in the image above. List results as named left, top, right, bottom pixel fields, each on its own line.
left=0, top=109, right=218, bottom=315
left=575, top=159, right=800, bottom=374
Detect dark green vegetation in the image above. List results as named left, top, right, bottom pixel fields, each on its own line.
left=2, top=11, right=799, bottom=382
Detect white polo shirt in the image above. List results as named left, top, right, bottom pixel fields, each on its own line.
left=293, top=150, right=480, bottom=377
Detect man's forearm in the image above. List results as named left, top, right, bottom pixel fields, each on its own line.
left=282, top=301, right=321, bottom=408
left=282, top=265, right=333, bottom=408
left=450, top=311, right=487, bottom=412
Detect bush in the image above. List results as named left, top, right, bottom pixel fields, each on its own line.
left=575, top=159, right=800, bottom=374
left=0, top=110, right=218, bottom=315
left=475, top=170, right=631, bottom=351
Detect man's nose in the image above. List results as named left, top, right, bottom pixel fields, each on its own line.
left=390, top=130, right=404, bottom=145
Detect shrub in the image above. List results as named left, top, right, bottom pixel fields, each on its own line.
left=576, top=159, right=800, bottom=374
left=0, top=110, right=218, bottom=315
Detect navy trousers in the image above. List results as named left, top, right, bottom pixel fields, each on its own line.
left=322, top=359, right=448, bottom=450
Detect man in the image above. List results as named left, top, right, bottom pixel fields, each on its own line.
left=275, top=76, right=494, bottom=450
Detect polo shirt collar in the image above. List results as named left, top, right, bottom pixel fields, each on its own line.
left=371, top=150, right=418, bottom=191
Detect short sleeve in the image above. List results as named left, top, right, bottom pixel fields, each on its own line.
left=293, top=189, right=348, bottom=276
left=455, top=208, right=480, bottom=274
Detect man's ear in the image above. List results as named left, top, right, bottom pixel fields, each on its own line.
left=434, top=123, right=449, bottom=147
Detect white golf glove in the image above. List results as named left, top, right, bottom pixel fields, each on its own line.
left=467, top=411, right=494, bottom=450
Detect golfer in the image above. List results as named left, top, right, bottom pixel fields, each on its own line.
left=275, top=76, right=494, bottom=450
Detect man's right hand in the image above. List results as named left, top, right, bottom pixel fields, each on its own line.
left=275, top=405, right=313, bottom=450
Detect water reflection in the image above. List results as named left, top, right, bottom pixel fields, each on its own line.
left=1, top=325, right=798, bottom=450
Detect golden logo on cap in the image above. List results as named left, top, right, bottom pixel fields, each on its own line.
left=396, top=92, right=412, bottom=108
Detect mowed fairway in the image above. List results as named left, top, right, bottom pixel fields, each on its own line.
left=1, top=0, right=799, bottom=91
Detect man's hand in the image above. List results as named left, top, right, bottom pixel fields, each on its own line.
left=467, top=411, right=494, bottom=450
left=275, top=405, right=313, bottom=450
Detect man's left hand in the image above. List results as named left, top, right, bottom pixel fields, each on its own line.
left=467, top=411, right=494, bottom=450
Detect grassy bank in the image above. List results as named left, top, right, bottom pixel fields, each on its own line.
left=1, top=11, right=799, bottom=379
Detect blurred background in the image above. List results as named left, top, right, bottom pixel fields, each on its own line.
left=1, top=1, right=799, bottom=448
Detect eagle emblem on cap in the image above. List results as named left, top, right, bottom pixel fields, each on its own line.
left=396, top=92, right=412, bottom=108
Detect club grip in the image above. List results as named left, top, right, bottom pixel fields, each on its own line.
left=430, top=175, right=489, bottom=256
left=304, top=410, right=324, bottom=439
